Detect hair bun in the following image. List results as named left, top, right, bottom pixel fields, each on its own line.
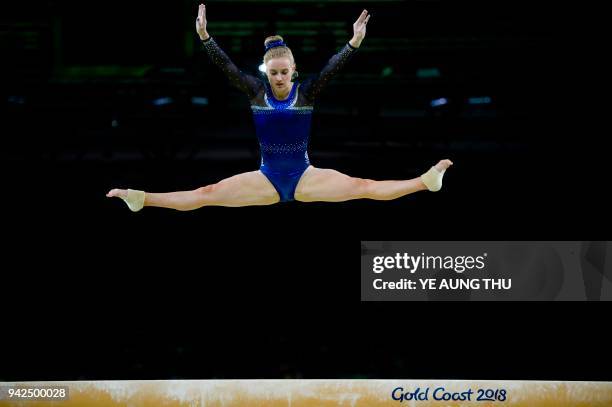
left=264, top=35, right=284, bottom=47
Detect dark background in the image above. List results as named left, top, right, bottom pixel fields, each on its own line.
left=1, top=1, right=609, bottom=381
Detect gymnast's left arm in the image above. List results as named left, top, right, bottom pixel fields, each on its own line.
left=302, top=9, right=372, bottom=102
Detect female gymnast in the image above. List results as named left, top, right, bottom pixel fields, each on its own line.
left=107, top=4, right=452, bottom=211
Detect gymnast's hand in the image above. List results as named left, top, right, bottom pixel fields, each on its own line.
left=196, top=4, right=209, bottom=41
left=349, top=9, right=371, bottom=49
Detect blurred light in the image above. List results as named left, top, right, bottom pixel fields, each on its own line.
left=278, top=7, right=297, bottom=16
left=8, top=96, right=25, bottom=105
left=160, top=67, right=185, bottom=74
left=152, top=97, right=174, bottom=106
left=381, top=66, right=393, bottom=77
left=191, top=97, right=209, bottom=106
left=417, top=68, right=440, bottom=78
left=430, top=98, right=448, bottom=107
left=111, top=119, right=119, bottom=128
left=468, top=96, right=492, bottom=105
left=258, top=63, right=266, bottom=73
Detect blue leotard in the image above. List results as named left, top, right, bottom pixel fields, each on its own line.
left=202, top=37, right=358, bottom=201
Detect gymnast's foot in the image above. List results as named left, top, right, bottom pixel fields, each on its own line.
left=434, top=159, right=453, bottom=173
left=421, top=159, right=453, bottom=192
left=106, top=188, right=145, bottom=212
left=106, top=188, right=127, bottom=199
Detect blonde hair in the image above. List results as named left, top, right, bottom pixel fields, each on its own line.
left=263, top=35, right=295, bottom=65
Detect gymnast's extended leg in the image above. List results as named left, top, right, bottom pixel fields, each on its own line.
left=294, top=160, right=453, bottom=202
left=106, top=170, right=280, bottom=211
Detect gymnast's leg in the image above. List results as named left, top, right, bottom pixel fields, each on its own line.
left=294, top=159, right=453, bottom=202
left=106, top=170, right=280, bottom=211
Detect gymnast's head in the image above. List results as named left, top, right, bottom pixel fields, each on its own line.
left=263, top=35, right=297, bottom=95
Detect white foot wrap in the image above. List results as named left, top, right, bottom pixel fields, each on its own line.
left=121, top=189, right=145, bottom=212
left=420, top=166, right=445, bottom=192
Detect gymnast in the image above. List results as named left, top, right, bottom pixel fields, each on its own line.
left=107, top=4, right=452, bottom=211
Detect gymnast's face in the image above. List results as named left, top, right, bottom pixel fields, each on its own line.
left=266, top=57, right=296, bottom=95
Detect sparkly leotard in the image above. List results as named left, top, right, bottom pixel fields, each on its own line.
left=202, top=37, right=358, bottom=201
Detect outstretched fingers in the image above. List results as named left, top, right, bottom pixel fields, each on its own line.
left=355, top=9, right=368, bottom=25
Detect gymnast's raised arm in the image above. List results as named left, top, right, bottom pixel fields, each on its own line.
left=302, top=9, right=371, bottom=102
left=196, top=4, right=262, bottom=99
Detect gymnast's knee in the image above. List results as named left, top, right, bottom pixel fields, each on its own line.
left=353, top=178, right=374, bottom=199
left=188, top=184, right=218, bottom=207
left=196, top=184, right=217, bottom=195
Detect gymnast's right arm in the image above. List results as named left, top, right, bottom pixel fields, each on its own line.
left=196, top=4, right=261, bottom=98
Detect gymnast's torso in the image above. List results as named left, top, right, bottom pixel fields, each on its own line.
left=201, top=37, right=357, bottom=201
